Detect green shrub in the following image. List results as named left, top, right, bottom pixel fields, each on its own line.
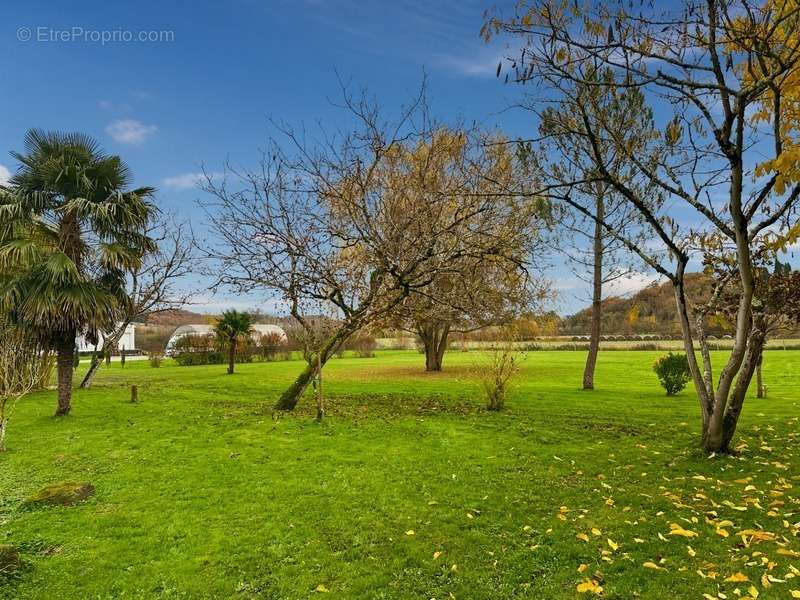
left=148, top=353, right=163, bottom=368
left=653, top=352, right=691, bottom=395
left=174, top=351, right=225, bottom=366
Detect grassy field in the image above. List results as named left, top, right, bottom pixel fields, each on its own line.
left=1, top=349, right=800, bottom=599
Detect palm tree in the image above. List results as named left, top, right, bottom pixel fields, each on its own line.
left=0, top=130, right=155, bottom=416
left=215, top=310, right=253, bottom=374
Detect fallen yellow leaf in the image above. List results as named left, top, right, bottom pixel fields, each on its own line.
left=725, top=572, right=749, bottom=582
left=315, top=584, right=330, bottom=593
left=668, top=523, right=698, bottom=538
left=718, top=520, right=734, bottom=528
left=643, top=561, right=665, bottom=571
left=607, top=538, right=619, bottom=551
left=576, top=579, right=603, bottom=594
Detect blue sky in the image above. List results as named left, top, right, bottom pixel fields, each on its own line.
left=0, top=1, right=687, bottom=315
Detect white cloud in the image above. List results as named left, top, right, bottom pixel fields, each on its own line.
left=0, top=164, right=10, bottom=185
left=434, top=42, right=519, bottom=78
left=162, top=171, right=223, bottom=191
left=437, top=51, right=506, bottom=78
left=605, top=270, right=663, bottom=296
left=105, top=119, right=158, bottom=144
left=162, top=172, right=205, bottom=190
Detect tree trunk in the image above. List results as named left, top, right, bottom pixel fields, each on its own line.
left=0, top=416, right=7, bottom=452
left=756, top=355, right=765, bottom=398
left=717, top=321, right=765, bottom=451
left=275, top=327, right=352, bottom=410
left=315, top=352, right=324, bottom=421
left=81, top=347, right=102, bottom=389
left=419, top=323, right=451, bottom=372
left=689, top=295, right=763, bottom=453
left=583, top=194, right=604, bottom=390
left=80, top=328, right=125, bottom=389
left=55, top=331, right=76, bottom=417
left=227, top=338, right=236, bottom=374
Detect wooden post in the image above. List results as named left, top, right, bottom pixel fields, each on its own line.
left=130, top=385, right=138, bottom=403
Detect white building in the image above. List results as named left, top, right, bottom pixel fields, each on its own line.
left=164, top=323, right=287, bottom=355
left=75, top=323, right=136, bottom=353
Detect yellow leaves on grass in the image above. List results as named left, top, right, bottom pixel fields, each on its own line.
left=314, top=584, right=330, bottom=593
left=722, top=500, right=748, bottom=512
left=576, top=579, right=603, bottom=594
left=547, top=434, right=800, bottom=597
left=668, top=522, right=698, bottom=538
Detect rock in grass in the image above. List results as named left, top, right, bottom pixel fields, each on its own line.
left=0, top=545, right=22, bottom=575
left=22, top=481, right=95, bottom=509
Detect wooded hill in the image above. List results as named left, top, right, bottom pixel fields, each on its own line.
left=559, top=273, right=736, bottom=338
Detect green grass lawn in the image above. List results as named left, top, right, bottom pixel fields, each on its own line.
left=1, top=349, right=800, bottom=599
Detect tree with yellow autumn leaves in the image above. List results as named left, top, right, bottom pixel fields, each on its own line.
left=202, top=88, right=548, bottom=410
left=486, top=0, right=800, bottom=452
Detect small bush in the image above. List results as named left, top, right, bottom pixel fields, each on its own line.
left=148, top=353, right=163, bottom=368
left=174, top=351, right=225, bottom=366
left=653, top=352, right=691, bottom=395
left=173, top=334, right=215, bottom=354
left=481, top=345, right=521, bottom=411
left=258, top=332, right=285, bottom=360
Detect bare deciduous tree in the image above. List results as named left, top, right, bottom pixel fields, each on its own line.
left=0, top=322, right=50, bottom=451
left=80, top=214, right=195, bottom=388
left=536, top=76, right=657, bottom=389
left=202, top=87, right=539, bottom=410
